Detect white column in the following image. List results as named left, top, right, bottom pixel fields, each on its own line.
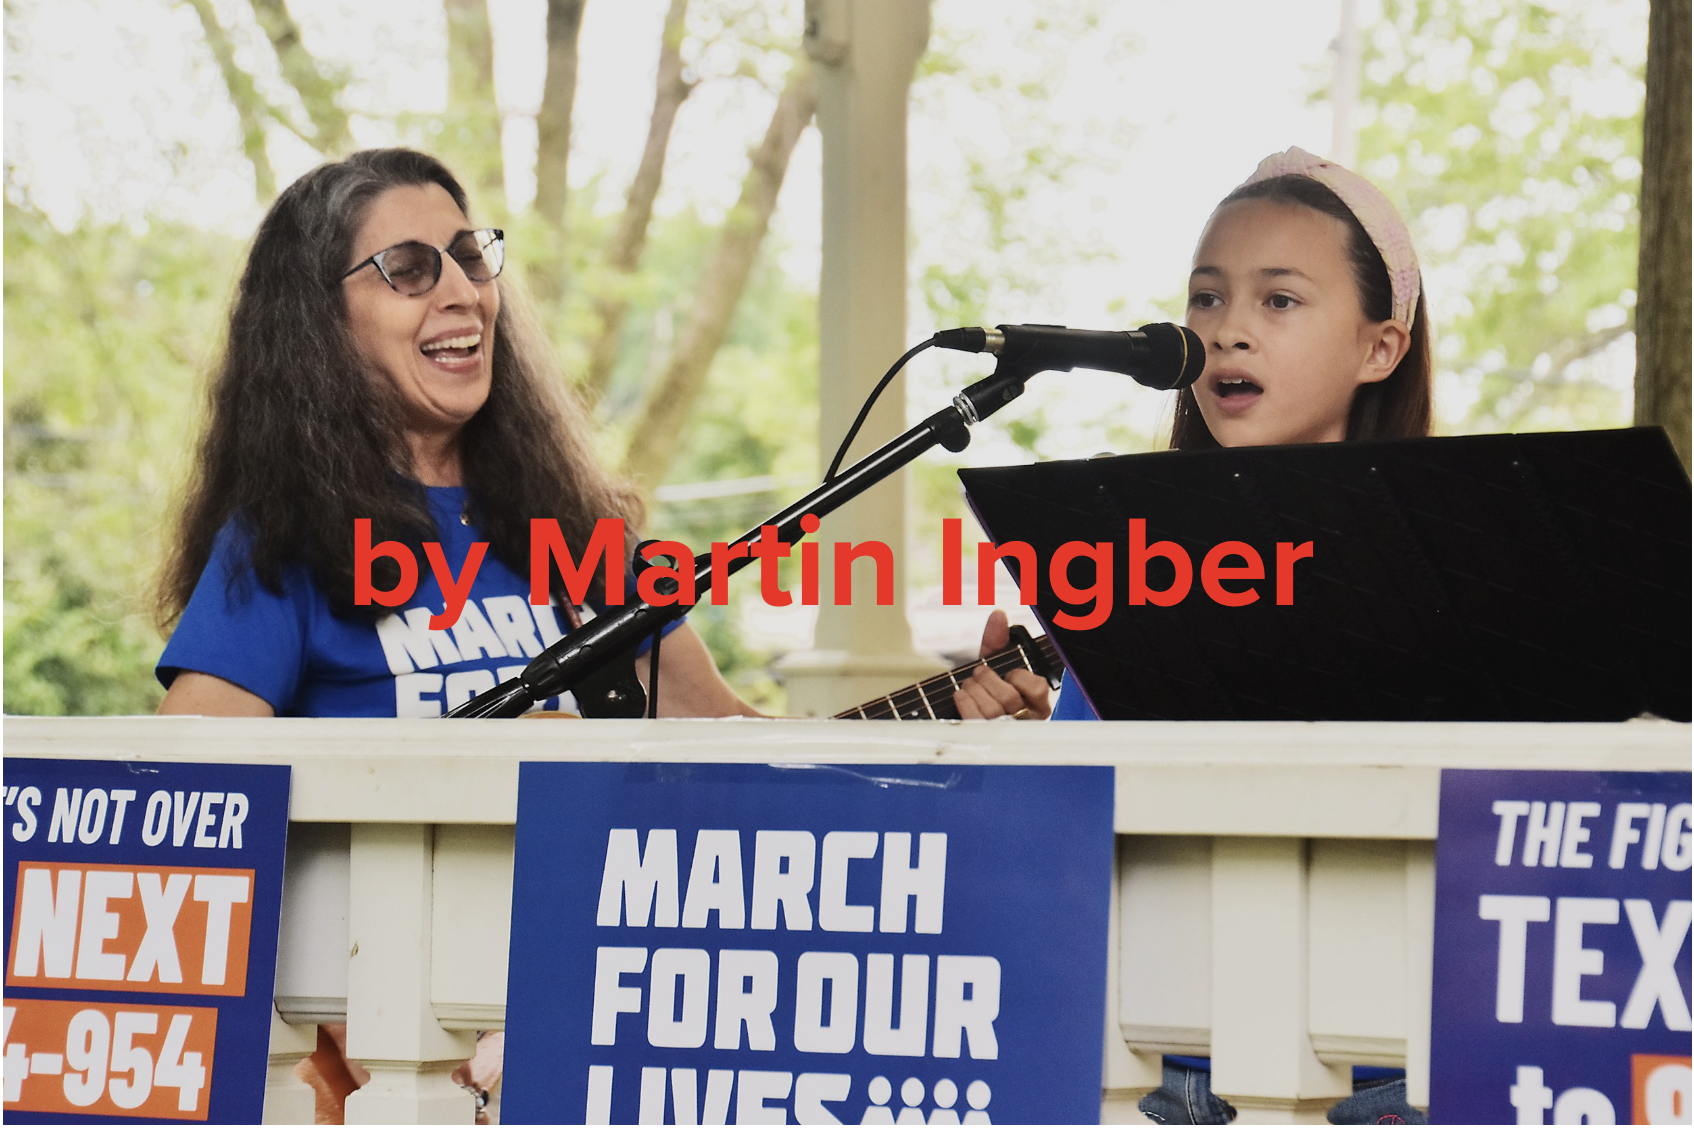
left=780, top=0, right=937, bottom=716
left=343, top=824, right=477, bottom=1124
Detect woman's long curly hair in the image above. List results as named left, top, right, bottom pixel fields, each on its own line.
left=1168, top=174, right=1432, bottom=450
left=157, top=148, right=642, bottom=628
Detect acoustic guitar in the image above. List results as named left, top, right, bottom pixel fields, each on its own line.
left=526, top=627, right=1060, bottom=720
left=833, top=627, right=1060, bottom=720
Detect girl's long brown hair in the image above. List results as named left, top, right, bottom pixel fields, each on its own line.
left=158, top=149, right=641, bottom=627
left=1169, top=174, right=1432, bottom=450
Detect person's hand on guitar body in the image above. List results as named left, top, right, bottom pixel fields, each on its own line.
left=953, top=609, right=1052, bottom=720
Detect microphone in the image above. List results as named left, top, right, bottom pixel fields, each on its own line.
left=932, top=322, right=1204, bottom=390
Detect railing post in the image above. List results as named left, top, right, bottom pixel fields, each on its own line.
left=1404, top=841, right=1437, bottom=1109
left=1210, top=837, right=1351, bottom=1123
left=344, top=824, right=477, bottom=1124
left=263, top=1006, right=317, bottom=1124
left=1102, top=836, right=1164, bottom=1119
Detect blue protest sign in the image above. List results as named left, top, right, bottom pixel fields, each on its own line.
left=3, top=758, right=290, bottom=1124
left=1429, top=768, right=1692, bottom=1124
left=502, top=762, right=1114, bottom=1124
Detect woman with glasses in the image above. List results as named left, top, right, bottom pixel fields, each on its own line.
left=154, top=147, right=762, bottom=1120
left=155, top=148, right=756, bottom=721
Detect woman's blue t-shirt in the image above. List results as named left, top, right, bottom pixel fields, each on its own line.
left=157, top=486, right=673, bottom=717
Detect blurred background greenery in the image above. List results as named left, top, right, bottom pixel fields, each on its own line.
left=3, top=0, right=1659, bottom=715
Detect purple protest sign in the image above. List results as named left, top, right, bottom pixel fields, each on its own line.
left=1430, top=769, right=1691, bottom=1124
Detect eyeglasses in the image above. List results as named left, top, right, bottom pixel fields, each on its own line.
left=342, top=229, right=505, bottom=296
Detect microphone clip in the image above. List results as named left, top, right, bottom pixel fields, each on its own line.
left=953, top=351, right=1047, bottom=427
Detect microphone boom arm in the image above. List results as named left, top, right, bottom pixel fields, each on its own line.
left=444, top=351, right=1051, bottom=718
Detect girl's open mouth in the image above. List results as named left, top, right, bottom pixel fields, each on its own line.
left=1212, top=373, right=1263, bottom=411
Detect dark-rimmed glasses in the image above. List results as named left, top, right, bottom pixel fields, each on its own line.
left=342, top=229, right=504, bottom=296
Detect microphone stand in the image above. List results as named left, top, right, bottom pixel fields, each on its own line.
left=444, top=355, right=1047, bottom=718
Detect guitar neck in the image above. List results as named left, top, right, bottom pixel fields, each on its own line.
left=834, top=632, right=1059, bottom=720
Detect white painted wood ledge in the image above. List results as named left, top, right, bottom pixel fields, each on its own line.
left=5, top=716, right=1685, bottom=1124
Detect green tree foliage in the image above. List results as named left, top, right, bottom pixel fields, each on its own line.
left=3, top=0, right=824, bottom=714
left=1354, top=0, right=1647, bottom=432
left=4, top=205, right=244, bottom=713
left=911, top=5, right=1127, bottom=336
left=904, top=3, right=1152, bottom=599
left=0, top=174, right=816, bottom=712
left=608, top=214, right=821, bottom=713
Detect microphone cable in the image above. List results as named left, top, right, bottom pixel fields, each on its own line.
left=646, top=623, right=662, bottom=719
left=633, top=539, right=681, bottom=719
left=823, top=337, right=937, bottom=483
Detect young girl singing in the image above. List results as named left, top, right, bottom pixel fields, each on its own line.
left=1056, top=147, right=1433, bottom=1125
left=1054, top=145, right=1430, bottom=707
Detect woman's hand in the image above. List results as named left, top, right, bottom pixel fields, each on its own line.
left=952, top=610, right=1052, bottom=720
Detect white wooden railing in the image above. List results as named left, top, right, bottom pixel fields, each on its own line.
left=6, top=716, right=1685, bottom=1124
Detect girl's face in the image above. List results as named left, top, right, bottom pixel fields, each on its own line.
left=1186, top=198, right=1407, bottom=448
left=342, top=183, right=499, bottom=453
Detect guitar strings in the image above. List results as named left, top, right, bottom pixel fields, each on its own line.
left=839, top=637, right=1060, bottom=720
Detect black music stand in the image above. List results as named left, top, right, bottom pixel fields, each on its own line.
left=958, top=427, right=1691, bottom=722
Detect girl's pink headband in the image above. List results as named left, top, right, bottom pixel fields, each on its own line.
left=1239, top=147, right=1421, bottom=328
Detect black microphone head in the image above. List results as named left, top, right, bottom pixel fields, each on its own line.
left=1134, top=322, right=1205, bottom=390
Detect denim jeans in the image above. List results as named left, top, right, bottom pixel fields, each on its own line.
left=1137, top=1060, right=1426, bottom=1125
left=1326, top=1076, right=1426, bottom=1125
left=1137, top=1060, right=1237, bottom=1124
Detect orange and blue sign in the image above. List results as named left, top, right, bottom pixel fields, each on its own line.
left=3, top=759, right=289, bottom=1124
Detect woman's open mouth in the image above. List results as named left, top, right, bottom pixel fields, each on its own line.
left=419, top=331, right=483, bottom=371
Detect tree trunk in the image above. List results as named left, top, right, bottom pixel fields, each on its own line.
left=620, top=55, right=818, bottom=489
left=445, top=0, right=505, bottom=210
left=1635, top=0, right=1692, bottom=469
left=248, top=0, right=351, bottom=155
left=528, top=0, right=589, bottom=305
left=534, top=0, right=589, bottom=227
left=582, top=0, right=695, bottom=406
left=185, top=0, right=277, bottom=201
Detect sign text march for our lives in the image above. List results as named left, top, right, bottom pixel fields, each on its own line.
left=502, top=763, right=1114, bottom=1124
left=2, top=758, right=289, bottom=1124
left=1430, top=769, right=1692, bottom=1125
